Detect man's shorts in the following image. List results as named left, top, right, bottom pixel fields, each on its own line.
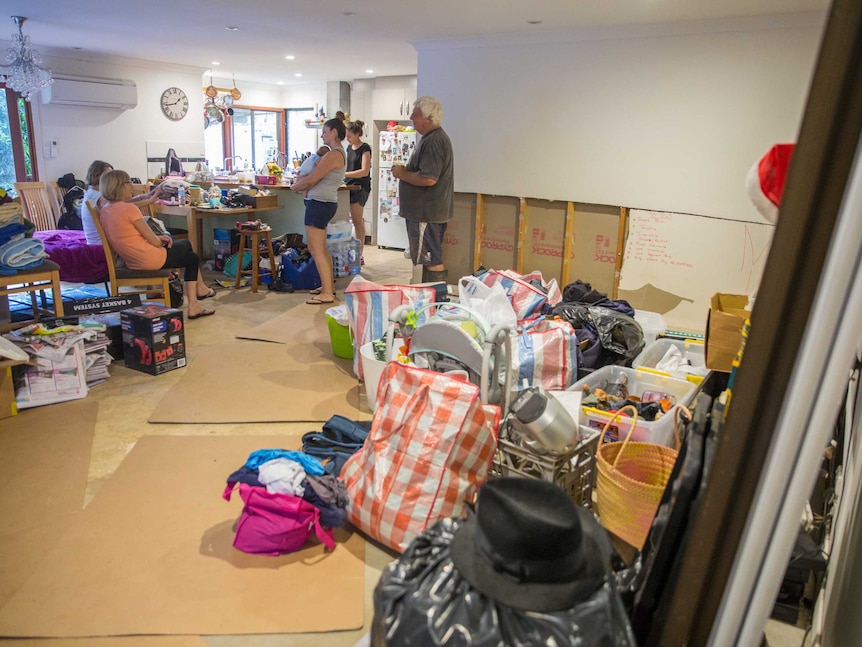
left=304, top=199, right=338, bottom=230
left=406, top=221, right=447, bottom=266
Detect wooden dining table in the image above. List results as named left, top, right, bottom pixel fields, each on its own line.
left=153, top=203, right=280, bottom=256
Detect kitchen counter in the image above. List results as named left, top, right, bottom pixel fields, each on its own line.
left=152, top=186, right=353, bottom=259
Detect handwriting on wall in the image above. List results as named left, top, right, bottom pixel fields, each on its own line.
left=618, top=209, right=774, bottom=334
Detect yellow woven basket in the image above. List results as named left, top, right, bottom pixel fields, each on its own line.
left=595, top=405, right=680, bottom=550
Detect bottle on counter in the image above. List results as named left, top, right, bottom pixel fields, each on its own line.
left=177, top=185, right=187, bottom=206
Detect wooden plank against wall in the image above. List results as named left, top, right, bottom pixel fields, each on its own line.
left=474, top=193, right=484, bottom=270
left=613, top=206, right=628, bottom=299
left=517, top=198, right=527, bottom=273
left=562, top=202, right=575, bottom=281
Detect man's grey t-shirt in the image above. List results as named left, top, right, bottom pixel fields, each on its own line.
left=399, top=127, right=454, bottom=224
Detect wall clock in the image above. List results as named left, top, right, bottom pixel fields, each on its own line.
left=160, top=87, right=189, bottom=121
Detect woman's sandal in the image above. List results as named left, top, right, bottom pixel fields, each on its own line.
left=306, top=294, right=335, bottom=305
left=309, top=288, right=336, bottom=296
left=197, top=287, right=216, bottom=300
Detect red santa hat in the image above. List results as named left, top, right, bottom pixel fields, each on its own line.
left=745, top=143, right=795, bottom=224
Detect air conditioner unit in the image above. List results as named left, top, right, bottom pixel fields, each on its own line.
left=40, top=75, right=137, bottom=110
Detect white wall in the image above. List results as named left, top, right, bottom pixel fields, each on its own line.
left=416, top=14, right=825, bottom=223
left=16, top=56, right=329, bottom=185
left=28, top=54, right=207, bottom=183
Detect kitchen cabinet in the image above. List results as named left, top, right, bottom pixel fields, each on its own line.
left=373, top=87, right=416, bottom=120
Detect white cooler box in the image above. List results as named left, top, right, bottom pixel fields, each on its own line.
left=632, top=338, right=709, bottom=385
left=569, top=365, right=697, bottom=447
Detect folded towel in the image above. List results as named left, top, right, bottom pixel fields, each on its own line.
left=0, top=222, right=28, bottom=246
left=0, top=236, right=48, bottom=268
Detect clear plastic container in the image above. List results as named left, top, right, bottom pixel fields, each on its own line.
left=568, top=365, right=696, bottom=447
left=632, top=338, right=708, bottom=385
left=633, top=310, right=666, bottom=346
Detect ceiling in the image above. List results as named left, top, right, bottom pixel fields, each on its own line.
left=1, top=0, right=828, bottom=88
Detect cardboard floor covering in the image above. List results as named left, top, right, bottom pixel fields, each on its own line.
left=148, top=339, right=360, bottom=423
left=0, top=400, right=97, bottom=609
left=235, top=299, right=344, bottom=346
left=0, top=435, right=365, bottom=638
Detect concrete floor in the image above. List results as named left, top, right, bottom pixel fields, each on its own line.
left=78, top=244, right=412, bottom=647
left=55, top=243, right=805, bottom=646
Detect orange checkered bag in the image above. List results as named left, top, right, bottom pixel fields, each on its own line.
left=342, top=362, right=500, bottom=553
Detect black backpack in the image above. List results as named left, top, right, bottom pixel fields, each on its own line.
left=58, top=186, right=85, bottom=230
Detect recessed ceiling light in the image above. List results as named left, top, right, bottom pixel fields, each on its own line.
left=225, top=26, right=239, bottom=31
left=343, top=11, right=356, bottom=16
left=211, top=61, right=220, bottom=66
left=285, top=55, right=295, bottom=60
left=365, top=69, right=374, bottom=74
left=295, top=73, right=302, bottom=77
left=527, top=20, right=542, bottom=25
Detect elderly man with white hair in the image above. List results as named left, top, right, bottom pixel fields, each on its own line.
left=391, top=96, right=454, bottom=284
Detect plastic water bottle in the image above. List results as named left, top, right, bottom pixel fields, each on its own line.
left=347, top=238, right=361, bottom=275
left=177, top=185, right=187, bottom=206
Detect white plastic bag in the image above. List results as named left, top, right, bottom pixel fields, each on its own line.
left=326, top=303, right=351, bottom=327
left=326, top=220, right=352, bottom=241
left=458, top=275, right=517, bottom=329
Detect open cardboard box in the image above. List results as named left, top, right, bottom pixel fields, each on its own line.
left=704, top=293, right=751, bottom=372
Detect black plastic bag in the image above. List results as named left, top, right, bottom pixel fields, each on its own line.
left=169, top=274, right=184, bottom=308
left=553, top=304, right=645, bottom=367
left=372, top=517, right=636, bottom=647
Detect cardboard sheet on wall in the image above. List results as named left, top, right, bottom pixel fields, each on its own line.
left=566, top=203, right=620, bottom=296
left=442, top=193, right=477, bottom=281
left=479, top=195, right=518, bottom=270
left=618, top=209, right=773, bottom=335
left=522, top=199, right=567, bottom=282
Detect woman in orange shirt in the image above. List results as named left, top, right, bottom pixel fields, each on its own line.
left=99, top=170, right=215, bottom=319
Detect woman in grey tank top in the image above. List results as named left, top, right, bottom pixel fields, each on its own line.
left=291, top=118, right=347, bottom=304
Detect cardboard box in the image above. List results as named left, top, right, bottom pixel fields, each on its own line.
left=705, top=293, right=751, bottom=372
left=251, top=194, right=278, bottom=209
left=121, top=305, right=186, bottom=375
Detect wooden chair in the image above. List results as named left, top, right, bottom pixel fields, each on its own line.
left=0, top=260, right=65, bottom=332
left=85, top=200, right=172, bottom=307
left=13, top=182, right=57, bottom=231
left=47, top=181, right=65, bottom=220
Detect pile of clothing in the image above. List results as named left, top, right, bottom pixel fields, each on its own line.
left=0, top=202, right=47, bottom=275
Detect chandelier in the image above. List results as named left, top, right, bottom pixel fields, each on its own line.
left=0, top=16, right=53, bottom=102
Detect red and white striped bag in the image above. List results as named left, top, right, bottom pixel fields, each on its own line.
left=477, top=269, right=563, bottom=320
left=342, top=362, right=500, bottom=553
left=511, top=317, right=580, bottom=391
left=343, top=276, right=437, bottom=379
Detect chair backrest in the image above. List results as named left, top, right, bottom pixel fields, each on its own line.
left=86, top=199, right=121, bottom=288
left=13, top=182, right=57, bottom=231
left=47, top=181, right=65, bottom=219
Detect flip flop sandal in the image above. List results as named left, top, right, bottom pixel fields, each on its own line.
left=198, top=288, right=216, bottom=300
left=309, top=288, right=336, bottom=296
left=188, top=308, right=215, bottom=320
left=306, top=296, right=335, bottom=305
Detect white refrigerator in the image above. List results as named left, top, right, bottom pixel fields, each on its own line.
left=376, top=130, right=417, bottom=249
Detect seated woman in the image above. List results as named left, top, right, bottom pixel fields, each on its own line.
left=81, top=160, right=159, bottom=245
left=98, top=170, right=216, bottom=319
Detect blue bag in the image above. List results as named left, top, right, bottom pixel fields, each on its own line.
left=281, top=250, right=321, bottom=291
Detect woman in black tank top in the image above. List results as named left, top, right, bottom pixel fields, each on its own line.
left=345, top=120, right=372, bottom=261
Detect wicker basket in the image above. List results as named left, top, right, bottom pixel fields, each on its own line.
left=491, top=425, right=600, bottom=507
left=595, top=405, right=679, bottom=550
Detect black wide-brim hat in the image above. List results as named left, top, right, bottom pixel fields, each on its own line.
left=450, top=477, right=611, bottom=613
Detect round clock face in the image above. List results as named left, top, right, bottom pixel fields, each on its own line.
left=160, top=87, right=189, bottom=121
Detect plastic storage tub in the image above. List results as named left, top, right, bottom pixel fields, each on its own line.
left=326, top=314, right=354, bottom=359
left=633, top=310, right=667, bottom=346
left=632, top=338, right=708, bottom=385
left=568, top=365, right=696, bottom=447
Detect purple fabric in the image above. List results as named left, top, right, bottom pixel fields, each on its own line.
left=33, top=229, right=108, bottom=283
